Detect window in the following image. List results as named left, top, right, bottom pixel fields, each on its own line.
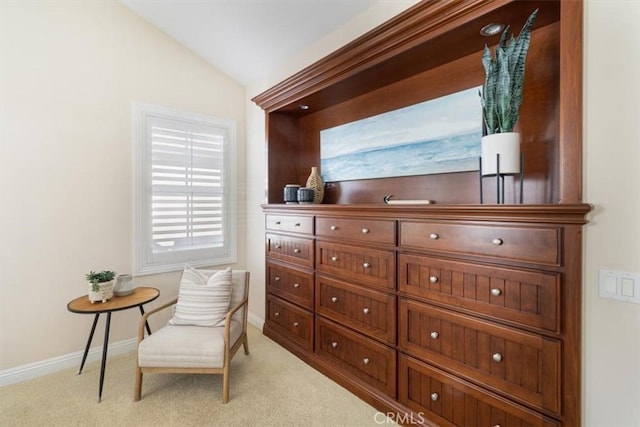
left=133, top=103, right=236, bottom=275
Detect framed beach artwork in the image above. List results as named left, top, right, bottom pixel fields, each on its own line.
left=320, top=86, right=482, bottom=182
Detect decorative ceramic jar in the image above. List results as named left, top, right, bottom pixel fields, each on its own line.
left=114, top=274, right=135, bottom=296
left=297, top=187, right=315, bottom=204
left=284, top=184, right=301, bottom=204
left=305, top=166, right=324, bottom=204
left=481, top=132, right=521, bottom=176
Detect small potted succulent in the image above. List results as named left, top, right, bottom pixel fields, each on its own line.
left=479, top=9, right=538, bottom=176
left=86, top=270, right=117, bottom=303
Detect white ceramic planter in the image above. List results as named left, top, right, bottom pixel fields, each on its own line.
left=88, top=280, right=115, bottom=303
left=481, top=132, right=521, bottom=176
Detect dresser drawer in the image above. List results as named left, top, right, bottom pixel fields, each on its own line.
left=399, top=299, right=560, bottom=414
left=399, top=354, right=559, bottom=427
left=316, top=241, right=395, bottom=290
left=398, top=254, right=560, bottom=333
left=267, top=261, right=314, bottom=310
left=266, top=233, right=314, bottom=268
left=399, top=221, right=560, bottom=266
left=316, top=275, right=396, bottom=344
left=266, top=295, right=313, bottom=351
left=316, top=217, right=395, bottom=245
left=316, top=317, right=396, bottom=397
left=265, top=214, right=313, bottom=235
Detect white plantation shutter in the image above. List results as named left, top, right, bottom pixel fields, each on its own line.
left=134, top=104, right=237, bottom=274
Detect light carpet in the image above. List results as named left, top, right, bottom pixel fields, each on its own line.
left=0, top=326, right=393, bottom=426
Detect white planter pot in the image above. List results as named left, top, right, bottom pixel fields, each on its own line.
left=481, top=132, right=521, bottom=176
left=88, top=280, right=115, bottom=303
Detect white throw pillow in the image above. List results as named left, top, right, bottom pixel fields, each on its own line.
left=169, top=265, right=233, bottom=327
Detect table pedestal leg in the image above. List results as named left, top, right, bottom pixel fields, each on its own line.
left=97, top=312, right=111, bottom=403
left=139, top=305, right=152, bottom=336
left=79, top=313, right=100, bottom=375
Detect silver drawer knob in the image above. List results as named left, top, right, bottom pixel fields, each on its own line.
left=430, top=392, right=439, bottom=401
left=331, top=296, right=338, bottom=303
left=361, top=228, right=369, bottom=234
left=429, top=275, right=438, bottom=283
left=429, top=233, right=439, bottom=240
left=331, top=341, right=338, bottom=348
left=331, top=256, right=339, bottom=262
left=363, top=357, right=370, bottom=365
left=293, top=322, right=299, bottom=327
left=275, top=244, right=281, bottom=249
left=293, top=248, right=300, bottom=253
left=275, top=221, right=281, bottom=225
left=430, top=331, right=439, bottom=339
left=275, top=276, right=281, bottom=282
left=492, top=353, right=503, bottom=363
left=294, top=222, right=301, bottom=227
left=363, top=308, right=370, bottom=315
left=330, top=225, right=337, bottom=231
left=293, top=283, right=300, bottom=288
left=363, top=262, right=371, bottom=269
left=491, top=288, right=502, bottom=296
left=274, top=312, right=280, bottom=317
left=492, top=238, right=503, bottom=246
left=493, top=425, right=502, bottom=427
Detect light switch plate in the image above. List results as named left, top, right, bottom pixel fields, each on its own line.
left=599, top=269, right=640, bottom=304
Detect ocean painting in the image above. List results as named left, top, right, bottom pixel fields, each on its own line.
left=320, top=86, right=482, bottom=182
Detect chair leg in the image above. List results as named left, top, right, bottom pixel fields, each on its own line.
left=243, top=335, right=250, bottom=355
left=134, top=366, right=143, bottom=401
left=222, top=364, right=230, bottom=404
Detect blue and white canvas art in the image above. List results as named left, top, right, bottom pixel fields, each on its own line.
left=320, top=86, right=482, bottom=182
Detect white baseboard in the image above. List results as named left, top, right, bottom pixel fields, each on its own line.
left=0, top=338, right=137, bottom=387
left=248, top=312, right=264, bottom=331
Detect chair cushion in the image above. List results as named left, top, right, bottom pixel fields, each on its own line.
left=169, top=265, right=232, bottom=327
left=138, top=320, right=244, bottom=369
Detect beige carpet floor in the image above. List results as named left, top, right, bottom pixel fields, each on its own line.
left=0, top=326, right=392, bottom=427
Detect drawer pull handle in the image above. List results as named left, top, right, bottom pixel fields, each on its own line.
left=430, top=392, right=439, bottom=402
left=491, top=288, right=502, bottom=296
left=331, top=256, right=339, bottom=262
left=492, top=238, right=503, bottom=246
left=429, top=275, right=438, bottom=284
left=275, top=276, right=281, bottom=282
left=362, top=228, right=370, bottom=234
left=363, top=262, right=371, bottom=269
left=331, top=296, right=338, bottom=303
left=331, top=341, right=338, bottom=348
left=275, top=244, right=281, bottom=249
left=274, top=312, right=280, bottom=317
left=330, top=225, right=338, bottom=231
left=429, top=233, right=439, bottom=240
left=275, top=221, right=281, bottom=225
left=430, top=331, right=439, bottom=339
left=492, top=353, right=503, bottom=363
left=294, top=222, right=301, bottom=227
left=293, top=283, right=300, bottom=288
left=363, top=357, right=370, bottom=365
left=293, top=248, right=300, bottom=253
left=293, top=322, right=299, bottom=327
left=363, top=308, right=370, bottom=315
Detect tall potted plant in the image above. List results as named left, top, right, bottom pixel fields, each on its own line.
left=480, top=9, right=538, bottom=176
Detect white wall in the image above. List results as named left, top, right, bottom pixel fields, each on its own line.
left=0, top=1, right=246, bottom=370
left=246, top=0, right=640, bottom=425
left=583, top=1, right=640, bottom=426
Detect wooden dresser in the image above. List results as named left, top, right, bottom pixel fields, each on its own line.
left=254, top=1, right=589, bottom=424
left=262, top=204, right=590, bottom=426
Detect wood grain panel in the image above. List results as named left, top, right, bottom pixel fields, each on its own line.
left=399, top=355, right=559, bottom=427
left=398, top=253, right=560, bottom=332
left=266, top=260, right=314, bottom=310
left=399, top=299, right=561, bottom=414
left=266, top=294, right=313, bottom=351
left=265, top=233, right=314, bottom=268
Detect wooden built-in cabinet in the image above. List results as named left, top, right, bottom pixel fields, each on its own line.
left=256, top=1, right=589, bottom=425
